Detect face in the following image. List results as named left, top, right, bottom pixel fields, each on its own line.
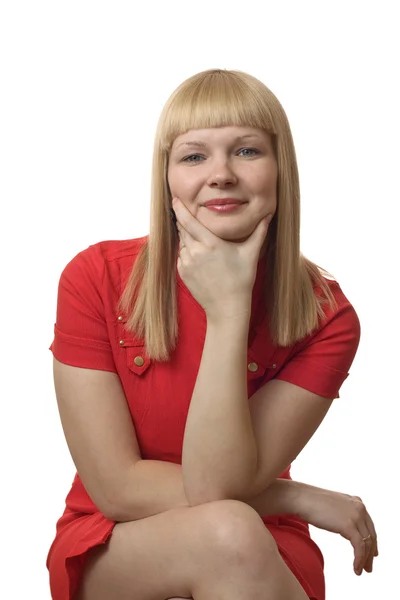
left=167, top=125, right=278, bottom=257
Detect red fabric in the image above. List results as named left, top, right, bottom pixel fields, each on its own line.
left=47, top=237, right=360, bottom=600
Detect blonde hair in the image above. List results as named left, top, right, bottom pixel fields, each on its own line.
left=119, top=68, right=338, bottom=361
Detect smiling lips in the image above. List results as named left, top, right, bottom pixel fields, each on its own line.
left=203, top=198, right=246, bottom=207
left=204, top=204, right=246, bottom=213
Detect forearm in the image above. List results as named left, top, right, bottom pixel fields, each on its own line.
left=110, top=459, right=302, bottom=522
left=182, top=314, right=257, bottom=504
left=109, top=459, right=188, bottom=522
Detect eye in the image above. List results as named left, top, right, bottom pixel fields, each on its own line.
left=238, top=148, right=260, bottom=157
left=182, top=154, right=204, bottom=163
left=181, top=148, right=260, bottom=164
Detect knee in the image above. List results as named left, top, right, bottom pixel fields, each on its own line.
left=198, top=499, right=278, bottom=569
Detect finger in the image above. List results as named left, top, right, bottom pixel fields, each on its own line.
left=347, top=525, right=369, bottom=576
left=177, top=230, right=188, bottom=261
left=172, top=197, right=217, bottom=244
left=364, top=511, right=379, bottom=556
left=362, top=534, right=375, bottom=573
left=357, top=528, right=375, bottom=575
left=360, top=510, right=378, bottom=570
left=247, top=214, right=272, bottom=252
left=176, top=222, right=191, bottom=257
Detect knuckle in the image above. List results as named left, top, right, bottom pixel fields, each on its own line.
left=351, top=495, right=364, bottom=507
left=354, top=501, right=366, bottom=515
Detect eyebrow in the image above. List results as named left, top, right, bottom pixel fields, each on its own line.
left=175, top=134, right=263, bottom=149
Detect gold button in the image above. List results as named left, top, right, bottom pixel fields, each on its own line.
left=134, top=356, right=145, bottom=367
left=118, top=316, right=124, bottom=322
left=248, top=362, right=258, bottom=372
left=119, top=340, right=125, bottom=346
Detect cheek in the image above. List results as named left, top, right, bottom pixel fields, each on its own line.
left=253, top=178, right=276, bottom=200
left=169, top=169, right=198, bottom=197
left=262, top=172, right=278, bottom=198
left=167, top=165, right=176, bottom=189
left=248, top=162, right=277, bottom=195
left=168, top=166, right=182, bottom=189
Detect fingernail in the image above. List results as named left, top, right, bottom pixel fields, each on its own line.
left=266, top=214, right=273, bottom=225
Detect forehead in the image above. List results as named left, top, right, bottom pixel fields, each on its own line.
left=171, top=126, right=270, bottom=149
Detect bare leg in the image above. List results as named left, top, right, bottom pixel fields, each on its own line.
left=75, top=500, right=309, bottom=600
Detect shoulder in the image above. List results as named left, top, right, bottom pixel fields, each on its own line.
left=314, top=275, right=361, bottom=337
left=301, top=274, right=361, bottom=374
left=66, top=236, right=147, bottom=267
left=59, top=236, right=148, bottom=282
left=272, top=275, right=361, bottom=399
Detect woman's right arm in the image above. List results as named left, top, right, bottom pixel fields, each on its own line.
left=53, top=358, right=189, bottom=521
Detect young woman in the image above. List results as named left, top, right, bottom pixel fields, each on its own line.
left=46, top=68, right=378, bottom=600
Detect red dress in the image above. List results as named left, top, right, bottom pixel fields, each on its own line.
left=46, top=237, right=361, bottom=600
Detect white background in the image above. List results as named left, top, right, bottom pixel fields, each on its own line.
left=1, top=1, right=398, bottom=598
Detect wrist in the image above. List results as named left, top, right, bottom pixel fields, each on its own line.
left=287, top=480, right=306, bottom=516
left=290, top=481, right=323, bottom=520
left=206, top=304, right=251, bottom=325
left=246, top=479, right=304, bottom=517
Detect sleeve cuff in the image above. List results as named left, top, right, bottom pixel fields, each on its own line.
left=275, top=359, right=349, bottom=399
left=49, top=325, right=117, bottom=373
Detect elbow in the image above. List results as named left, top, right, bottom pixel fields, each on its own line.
left=186, top=490, right=226, bottom=507
left=183, top=466, right=262, bottom=507
left=99, top=498, right=123, bottom=521
left=244, top=470, right=276, bottom=501
left=185, top=484, right=253, bottom=507
left=98, top=485, right=131, bottom=522
left=102, top=497, right=135, bottom=522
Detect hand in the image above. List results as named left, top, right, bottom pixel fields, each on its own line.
left=172, top=197, right=273, bottom=320
left=298, top=485, right=378, bottom=576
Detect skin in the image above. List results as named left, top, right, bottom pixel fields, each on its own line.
left=167, top=125, right=278, bottom=259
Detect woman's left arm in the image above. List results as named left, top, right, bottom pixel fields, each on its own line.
left=174, top=196, right=358, bottom=508
left=182, top=316, right=333, bottom=504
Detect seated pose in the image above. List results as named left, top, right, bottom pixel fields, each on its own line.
left=46, top=68, right=378, bottom=600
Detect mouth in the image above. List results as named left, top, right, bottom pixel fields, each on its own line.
left=203, top=203, right=247, bottom=213
left=203, top=198, right=246, bottom=207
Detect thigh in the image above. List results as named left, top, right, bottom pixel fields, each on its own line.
left=75, top=500, right=269, bottom=600
left=75, top=506, right=197, bottom=600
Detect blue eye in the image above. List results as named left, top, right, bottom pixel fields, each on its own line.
left=183, top=154, right=203, bottom=163
left=182, top=148, right=259, bottom=163
left=239, top=148, right=259, bottom=157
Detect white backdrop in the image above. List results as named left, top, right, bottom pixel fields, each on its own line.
left=1, top=1, right=398, bottom=598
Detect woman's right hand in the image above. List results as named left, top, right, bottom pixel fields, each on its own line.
left=296, top=484, right=379, bottom=576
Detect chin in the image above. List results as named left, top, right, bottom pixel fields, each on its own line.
left=203, top=221, right=251, bottom=240
left=210, top=230, right=250, bottom=243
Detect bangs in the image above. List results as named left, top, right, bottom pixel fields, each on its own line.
left=158, top=70, right=277, bottom=151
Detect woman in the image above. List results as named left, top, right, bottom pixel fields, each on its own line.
left=46, top=68, right=378, bottom=600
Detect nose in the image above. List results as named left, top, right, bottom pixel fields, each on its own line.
left=207, top=157, right=238, bottom=187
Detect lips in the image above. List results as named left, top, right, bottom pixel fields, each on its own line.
left=203, top=198, right=246, bottom=207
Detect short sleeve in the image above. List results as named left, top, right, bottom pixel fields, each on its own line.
left=50, top=245, right=117, bottom=372
left=275, top=284, right=361, bottom=399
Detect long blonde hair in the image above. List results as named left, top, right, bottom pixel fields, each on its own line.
left=119, top=69, right=338, bottom=361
